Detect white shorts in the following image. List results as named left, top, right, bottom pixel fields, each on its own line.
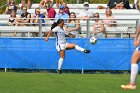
left=56, top=43, right=69, bottom=51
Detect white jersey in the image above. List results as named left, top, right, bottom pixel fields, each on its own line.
left=52, top=26, right=69, bottom=45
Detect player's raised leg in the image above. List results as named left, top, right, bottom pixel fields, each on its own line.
left=66, top=43, right=91, bottom=53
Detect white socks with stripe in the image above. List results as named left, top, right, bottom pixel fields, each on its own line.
left=75, top=45, right=84, bottom=52
left=58, top=58, right=64, bottom=70
left=130, top=64, right=138, bottom=84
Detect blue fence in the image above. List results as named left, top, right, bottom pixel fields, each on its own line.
left=0, top=38, right=139, bottom=70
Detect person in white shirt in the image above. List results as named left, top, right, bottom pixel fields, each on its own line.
left=44, top=19, right=90, bottom=74
left=78, top=2, right=93, bottom=19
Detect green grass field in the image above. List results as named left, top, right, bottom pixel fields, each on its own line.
left=0, top=72, right=139, bottom=93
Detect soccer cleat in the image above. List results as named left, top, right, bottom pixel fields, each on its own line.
left=121, top=83, right=136, bottom=90
left=57, top=69, right=62, bottom=74
left=84, top=50, right=91, bottom=53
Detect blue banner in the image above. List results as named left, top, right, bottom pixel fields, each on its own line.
left=0, top=38, right=139, bottom=70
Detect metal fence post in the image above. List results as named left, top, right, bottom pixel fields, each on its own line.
left=136, top=19, right=139, bottom=32
left=39, top=19, right=42, bottom=37
left=86, top=19, right=90, bottom=38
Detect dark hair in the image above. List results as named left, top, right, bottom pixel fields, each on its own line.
left=93, top=12, right=99, bottom=18
left=51, top=19, right=64, bottom=30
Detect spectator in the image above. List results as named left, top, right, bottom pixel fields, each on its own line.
left=44, top=3, right=56, bottom=19
left=108, top=0, right=131, bottom=9
left=56, top=0, right=64, bottom=8
left=103, top=8, right=117, bottom=27
left=133, top=0, right=137, bottom=9
left=92, top=13, right=106, bottom=38
left=5, top=0, right=17, bottom=14
left=97, top=0, right=131, bottom=9
left=65, top=12, right=80, bottom=38
left=54, top=5, right=69, bottom=23
left=21, top=0, right=32, bottom=9
left=8, top=10, right=17, bottom=36
left=78, top=2, right=93, bottom=19
left=39, top=0, right=53, bottom=8
left=9, top=10, right=17, bottom=26
left=30, top=8, right=46, bottom=26
left=16, top=7, right=31, bottom=26
left=62, top=2, right=70, bottom=16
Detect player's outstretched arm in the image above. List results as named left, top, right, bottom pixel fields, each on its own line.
left=44, top=31, right=53, bottom=42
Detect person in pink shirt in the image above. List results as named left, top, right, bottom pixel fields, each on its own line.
left=103, top=8, right=117, bottom=27
left=45, top=3, right=56, bottom=19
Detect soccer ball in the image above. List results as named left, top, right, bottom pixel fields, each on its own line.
left=90, top=37, right=97, bottom=44
left=136, top=0, right=140, bottom=11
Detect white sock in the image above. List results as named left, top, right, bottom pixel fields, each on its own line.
left=130, top=64, right=138, bottom=84
left=75, top=45, right=85, bottom=52
left=58, top=58, right=64, bottom=70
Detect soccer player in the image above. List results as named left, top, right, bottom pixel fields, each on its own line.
left=44, top=19, right=90, bottom=74
left=121, top=21, right=140, bottom=90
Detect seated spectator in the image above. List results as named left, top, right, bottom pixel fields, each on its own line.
left=133, top=0, right=137, bottom=9
left=65, top=12, right=80, bottom=38
left=78, top=2, right=93, bottom=19
left=39, top=0, right=53, bottom=8
left=56, top=0, right=64, bottom=8
left=8, top=10, right=17, bottom=36
left=5, top=0, right=17, bottom=14
left=97, top=0, right=131, bottom=9
left=62, top=2, right=70, bottom=16
left=54, top=5, right=69, bottom=23
left=21, top=0, right=32, bottom=9
left=92, top=13, right=106, bottom=38
left=44, top=3, right=56, bottom=19
left=9, top=10, right=17, bottom=26
left=16, top=7, right=31, bottom=26
left=103, top=8, right=117, bottom=27
left=30, top=8, right=46, bottom=26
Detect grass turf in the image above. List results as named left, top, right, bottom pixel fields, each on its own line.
left=0, top=72, right=139, bottom=93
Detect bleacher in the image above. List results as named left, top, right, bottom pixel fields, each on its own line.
left=0, top=3, right=138, bottom=38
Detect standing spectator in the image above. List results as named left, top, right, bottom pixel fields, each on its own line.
left=54, top=5, right=69, bottom=23
left=39, top=0, right=53, bottom=8
left=5, top=0, right=17, bottom=14
left=65, top=12, right=80, bottom=38
left=45, top=3, right=56, bottom=19
left=62, top=2, right=70, bottom=16
left=78, top=2, right=93, bottom=19
left=16, top=7, right=31, bottom=26
left=21, top=0, right=32, bottom=9
left=92, top=13, right=106, bottom=38
left=56, top=0, right=64, bottom=8
left=103, top=8, right=117, bottom=27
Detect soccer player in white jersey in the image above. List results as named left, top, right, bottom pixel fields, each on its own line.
left=121, top=0, right=140, bottom=89
left=121, top=21, right=140, bottom=89
left=45, top=19, right=90, bottom=74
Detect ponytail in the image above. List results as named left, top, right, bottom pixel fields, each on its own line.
left=51, top=19, right=64, bottom=30
left=51, top=22, right=58, bottom=30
